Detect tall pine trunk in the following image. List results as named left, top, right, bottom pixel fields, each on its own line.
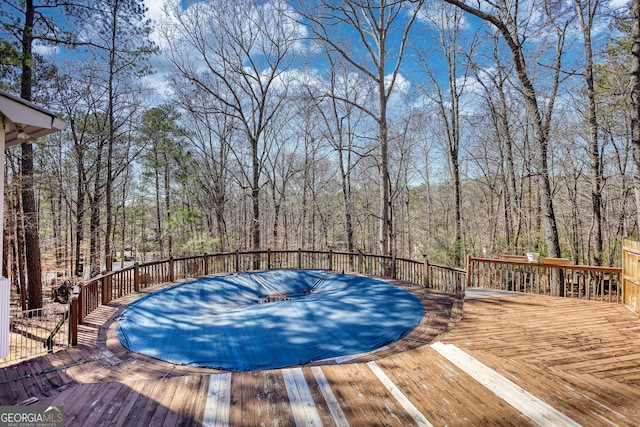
left=20, top=0, right=43, bottom=309
left=631, top=0, right=640, bottom=230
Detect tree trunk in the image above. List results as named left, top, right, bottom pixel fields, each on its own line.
left=89, top=151, right=103, bottom=277
left=631, top=0, right=640, bottom=230
left=74, top=147, right=85, bottom=277
left=575, top=0, right=603, bottom=265
left=164, top=151, right=172, bottom=256
left=154, top=153, right=163, bottom=257
left=19, top=0, right=43, bottom=309
left=89, top=195, right=101, bottom=277
left=378, top=24, right=392, bottom=259
left=51, top=189, right=64, bottom=268
left=443, top=0, right=561, bottom=258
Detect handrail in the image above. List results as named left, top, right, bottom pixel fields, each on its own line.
left=467, top=256, right=622, bottom=303
left=75, top=249, right=465, bottom=328
left=71, top=251, right=626, bottom=352
left=424, top=260, right=467, bottom=294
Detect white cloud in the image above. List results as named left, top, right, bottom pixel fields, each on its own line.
left=607, top=0, right=631, bottom=9
left=144, top=0, right=169, bottom=48
left=144, top=0, right=165, bottom=25
left=33, top=42, right=59, bottom=57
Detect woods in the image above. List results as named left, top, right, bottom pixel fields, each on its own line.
left=0, top=0, right=636, bottom=308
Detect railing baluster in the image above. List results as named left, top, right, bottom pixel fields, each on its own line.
left=465, top=256, right=622, bottom=304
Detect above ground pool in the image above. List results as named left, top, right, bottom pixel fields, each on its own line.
left=116, top=270, right=425, bottom=371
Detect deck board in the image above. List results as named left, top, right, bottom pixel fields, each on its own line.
left=2, top=282, right=640, bottom=425
left=304, top=367, right=341, bottom=427
left=126, top=379, right=168, bottom=427
left=61, top=383, right=113, bottom=427
left=323, top=362, right=414, bottom=426
left=375, top=346, right=534, bottom=426
left=4, top=364, right=31, bottom=404
left=165, top=375, right=205, bottom=426
left=439, top=293, right=640, bottom=426
left=262, top=370, right=295, bottom=426
left=80, top=381, right=129, bottom=427
left=103, top=383, right=149, bottom=427
left=147, top=376, right=181, bottom=426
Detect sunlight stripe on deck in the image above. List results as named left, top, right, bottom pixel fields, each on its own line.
left=202, top=373, right=232, bottom=427
left=283, top=367, right=323, bottom=426
left=431, top=342, right=582, bottom=427
left=367, top=361, right=433, bottom=427
left=311, top=366, right=350, bottom=427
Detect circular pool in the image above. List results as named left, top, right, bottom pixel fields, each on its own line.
left=116, top=270, right=424, bottom=371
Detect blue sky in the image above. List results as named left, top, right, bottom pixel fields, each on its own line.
left=139, top=0, right=631, bottom=102
left=20, top=0, right=633, bottom=115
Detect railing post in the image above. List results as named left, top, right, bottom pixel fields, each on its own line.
left=329, top=250, right=333, bottom=271
left=70, top=297, right=78, bottom=347
left=391, top=254, right=397, bottom=279
left=465, top=254, right=472, bottom=290
left=134, top=262, right=140, bottom=292
left=77, top=286, right=84, bottom=325
left=235, top=250, right=240, bottom=272
left=423, top=257, right=430, bottom=288
left=101, top=276, right=109, bottom=306
left=169, top=257, right=175, bottom=282
left=268, top=248, right=272, bottom=270
left=107, top=274, right=113, bottom=303
left=203, top=253, right=209, bottom=276
left=298, top=248, right=302, bottom=269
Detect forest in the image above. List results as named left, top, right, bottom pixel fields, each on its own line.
left=0, top=0, right=638, bottom=309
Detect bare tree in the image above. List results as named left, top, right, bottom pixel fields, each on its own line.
left=262, top=114, right=301, bottom=249
left=443, top=0, right=570, bottom=258
left=301, top=55, right=370, bottom=254
left=301, top=0, right=424, bottom=258
left=467, top=37, right=525, bottom=252
left=418, top=1, right=474, bottom=266
left=162, top=0, right=298, bottom=255
left=169, top=78, right=236, bottom=252
left=574, top=0, right=603, bottom=265
left=139, top=106, right=182, bottom=257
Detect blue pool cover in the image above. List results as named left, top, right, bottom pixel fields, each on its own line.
left=117, top=270, right=424, bottom=371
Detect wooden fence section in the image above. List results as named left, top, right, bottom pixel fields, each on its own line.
left=467, top=256, right=622, bottom=303
left=622, top=239, right=640, bottom=313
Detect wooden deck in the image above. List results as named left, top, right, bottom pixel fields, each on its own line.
left=1, top=283, right=639, bottom=426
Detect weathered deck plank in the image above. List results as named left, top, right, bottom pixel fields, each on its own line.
left=165, top=375, right=206, bottom=426
left=147, top=376, right=182, bottom=426
left=262, top=369, right=296, bottom=426
left=321, top=362, right=415, bottom=426
left=125, top=378, right=168, bottom=427
left=375, top=346, right=534, bottom=426
left=304, top=367, right=341, bottom=427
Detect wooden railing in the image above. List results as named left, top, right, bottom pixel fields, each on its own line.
left=467, top=256, right=622, bottom=303
left=424, top=261, right=467, bottom=294
left=16, top=247, right=630, bottom=365
left=13, top=247, right=632, bottom=365
left=74, top=249, right=465, bottom=329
